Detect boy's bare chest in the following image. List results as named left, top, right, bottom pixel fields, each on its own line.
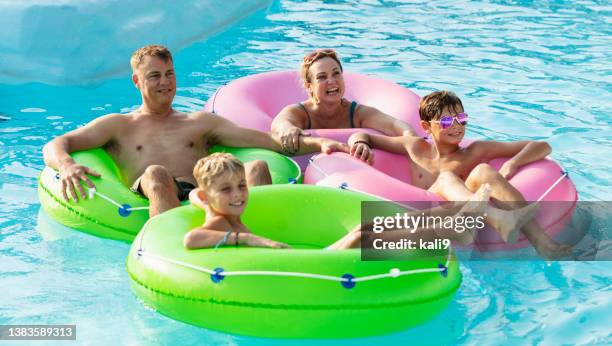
left=409, top=153, right=477, bottom=187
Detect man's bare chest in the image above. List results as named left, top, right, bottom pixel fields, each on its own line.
left=119, top=120, right=205, bottom=151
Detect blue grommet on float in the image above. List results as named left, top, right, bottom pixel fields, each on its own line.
left=211, top=267, right=225, bottom=283
left=288, top=177, right=297, bottom=184
left=341, top=274, right=356, bottom=289
left=118, top=204, right=132, bottom=217
left=438, top=264, right=448, bottom=278
left=339, top=182, right=349, bottom=190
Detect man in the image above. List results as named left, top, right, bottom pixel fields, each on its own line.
left=43, top=45, right=346, bottom=217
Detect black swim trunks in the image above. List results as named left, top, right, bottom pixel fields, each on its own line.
left=130, top=176, right=195, bottom=201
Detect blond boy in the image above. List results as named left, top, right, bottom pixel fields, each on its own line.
left=184, top=153, right=289, bottom=249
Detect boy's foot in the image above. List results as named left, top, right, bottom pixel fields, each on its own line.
left=487, top=203, right=539, bottom=244
left=458, top=184, right=491, bottom=215
left=452, top=184, right=492, bottom=245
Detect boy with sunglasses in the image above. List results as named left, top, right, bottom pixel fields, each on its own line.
left=348, top=90, right=571, bottom=258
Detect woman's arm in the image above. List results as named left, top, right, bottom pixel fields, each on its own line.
left=357, top=105, right=418, bottom=137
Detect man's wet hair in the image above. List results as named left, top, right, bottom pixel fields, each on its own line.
left=130, top=45, right=173, bottom=71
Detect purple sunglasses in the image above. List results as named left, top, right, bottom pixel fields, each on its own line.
left=431, top=112, right=468, bottom=129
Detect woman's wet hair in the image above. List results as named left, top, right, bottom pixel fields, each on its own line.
left=419, top=91, right=464, bottom=122
left=300, top=49, right=343, bottom=87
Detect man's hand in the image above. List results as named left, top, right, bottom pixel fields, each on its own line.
left=278, top=127, right=310, bottom=154
left=320, top=138, right=349, bottom=155
left=246, top=234, right=291, bottom=249
left=59, top=163, right=101, bottom=202
left=349, top=141, right=374, bottom=165
left=499, top=160, right=518, bottom=180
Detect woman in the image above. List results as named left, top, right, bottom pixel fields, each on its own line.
left=271, top=49, right=416, bottom=163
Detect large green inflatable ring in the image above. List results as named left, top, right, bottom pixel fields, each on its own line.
left=127, top=184, right=461, bottom=338
left=38, top=146, right=301, bottom=242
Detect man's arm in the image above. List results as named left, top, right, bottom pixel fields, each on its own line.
left=270, top=105, right=310, bottom=154
left=358, top=105, right=418, bottom=137
left=473, top=140, right=552, bottom=179
left=301, top=136, right=349, bottom=155
left=43, top=113, right=124, bottom=201
left=207, top=113, right=347, bottom=155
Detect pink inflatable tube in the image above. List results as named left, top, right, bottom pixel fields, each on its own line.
left=204, top=71, right=578, bottom=251
left=305, top=152, right=577, bottom=251
left=204, top=71, right=423, bottom=168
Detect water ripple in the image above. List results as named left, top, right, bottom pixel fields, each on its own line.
left=0, top=0, right=610, bottom=344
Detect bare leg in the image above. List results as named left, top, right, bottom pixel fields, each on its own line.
left=138, top=165, right=181, bottom=217
left=327, top=226, right=363, bottom=250
left=435, top=184, right=492, bottom=245
left=465, top=163, right=572, bottom=258
left=245, top=160, right=272, bottom=187
left=428, top=171, right=537, bottom=243
left=328, top=185, right=492, bottom=250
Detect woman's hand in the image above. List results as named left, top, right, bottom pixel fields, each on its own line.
left=277, top=127, right=309, bottom=154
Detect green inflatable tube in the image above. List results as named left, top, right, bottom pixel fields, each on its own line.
left=38, top=146, right=301, bottom=242
left=127, top=184, right=461, bottom=338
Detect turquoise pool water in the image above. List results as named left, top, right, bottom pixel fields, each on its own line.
left=1, top=0, right=610, bottom=344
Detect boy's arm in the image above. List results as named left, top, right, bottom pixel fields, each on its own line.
left=346, top=131, right=374, bottom=164
left=183, top=228, right=290, bottom=249
left=42, top=113, right=123, bottom=201
left=348, top=132, right=409, bottom=155
left=357, top=105, right=418, bottom=137
left=474, top=140, right=552, bottom=179
left=183, top=228, right=238, bottom=248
